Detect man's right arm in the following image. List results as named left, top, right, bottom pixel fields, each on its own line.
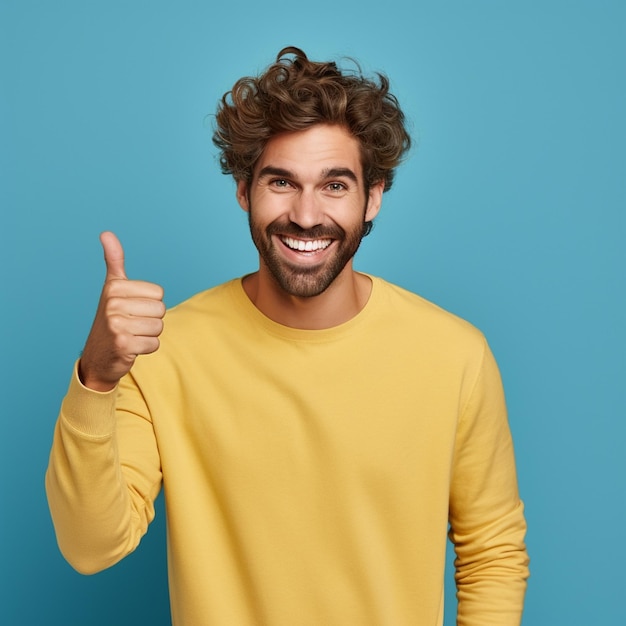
left=45, top=232, right=165, bottom=573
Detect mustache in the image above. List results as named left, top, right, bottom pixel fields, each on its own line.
left=265, top=220, right=346, bottom=240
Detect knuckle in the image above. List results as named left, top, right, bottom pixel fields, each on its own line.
left=112, top=332, right=131, bottom=353
left=104, top=296, right=122, bottom=315
left=104, top=280, right=124, bottom=297
left=107, top=314, right=124, bottom=333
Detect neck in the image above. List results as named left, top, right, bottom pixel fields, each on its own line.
left=242, top=265, right=372, bottom=330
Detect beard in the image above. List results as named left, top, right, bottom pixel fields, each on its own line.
left=248, top=209, right=368, bottom=299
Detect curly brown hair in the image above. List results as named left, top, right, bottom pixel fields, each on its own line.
left=213, top=46, right=411, bottom=194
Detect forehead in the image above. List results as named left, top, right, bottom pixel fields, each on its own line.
left=254, top=125, right=363, bottom=179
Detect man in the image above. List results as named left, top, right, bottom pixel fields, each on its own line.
left=46, top=47, right=529, bottom=625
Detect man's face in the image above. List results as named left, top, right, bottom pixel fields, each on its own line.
left=237, top=124, right=383, bottom=298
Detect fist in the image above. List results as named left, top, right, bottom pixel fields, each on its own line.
left=78, top=232, right=166, bottom=392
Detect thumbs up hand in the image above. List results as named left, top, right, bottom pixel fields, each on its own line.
left=78, top=232, right=166, bottom=392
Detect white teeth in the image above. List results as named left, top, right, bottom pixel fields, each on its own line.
left=281, top=237, right=331, bottom=252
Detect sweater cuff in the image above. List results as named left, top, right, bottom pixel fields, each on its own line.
left=60, top=361, right=118, bottom=438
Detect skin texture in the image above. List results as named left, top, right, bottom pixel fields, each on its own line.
left=78, top=232, right=166, bottom=392
left=237, top=124, right=384, bottom=330
left=79, top=124, right=383, bottom=390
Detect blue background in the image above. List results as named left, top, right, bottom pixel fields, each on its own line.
left=2, top=1, right=624, bottom=624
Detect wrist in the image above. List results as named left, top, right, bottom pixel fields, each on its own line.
left=77, top=359, right=118, bottom=393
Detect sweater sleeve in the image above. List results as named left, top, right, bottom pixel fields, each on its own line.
left=448, top=340, right=530, bottom=625
left=45, top=362, right=162, bottom=574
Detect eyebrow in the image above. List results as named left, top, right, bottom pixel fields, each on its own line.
left=323, top=168, right=358, bottom=184
left=256, top=166, right=359, bottom=184
left=257, top=166, right=294, bottom=180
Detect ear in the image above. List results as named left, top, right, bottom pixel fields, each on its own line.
left=364, top=180, right=385, bottom=222
left=236, top=180, right=250, bottom=212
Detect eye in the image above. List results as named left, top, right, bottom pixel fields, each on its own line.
left=326, top=182, right=347, bottom=193
left=270, top=178, right=291, bottom=189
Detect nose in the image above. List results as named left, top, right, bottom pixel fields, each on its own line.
left=288, top=188, right=323, bottom=229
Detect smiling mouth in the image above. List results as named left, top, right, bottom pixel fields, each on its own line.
left=280, top=236, right=333, bottom=252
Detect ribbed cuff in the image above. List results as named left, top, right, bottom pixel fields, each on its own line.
left=60, top=361, right=118, bottom=437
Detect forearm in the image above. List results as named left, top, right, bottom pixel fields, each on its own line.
left=45, top=364, right=160, bottom=574
left=452, top=501, right=529, bottom=625
left=450, top=340, right=529, bottom=624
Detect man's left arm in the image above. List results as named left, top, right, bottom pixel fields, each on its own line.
left=449, top=339, right=530, bottom=626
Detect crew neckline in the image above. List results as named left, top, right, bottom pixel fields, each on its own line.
left=228, top=274, right=382, bottom=343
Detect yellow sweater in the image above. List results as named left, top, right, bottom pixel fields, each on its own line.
left=46, top=277, right=529, bottom=625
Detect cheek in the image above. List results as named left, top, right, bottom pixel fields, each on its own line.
left=251, top=192, right=293, bottom=221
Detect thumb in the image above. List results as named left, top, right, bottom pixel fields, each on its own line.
left=100, top=231, right=127, bottom=280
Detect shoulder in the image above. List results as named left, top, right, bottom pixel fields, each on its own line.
left=131, top=279, right=243, bottom=377
left=166, top=279, right=238, bottom=318
left=371, top=277, right=486, bottom=348
left=159, top=279, right=241, bottom=341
